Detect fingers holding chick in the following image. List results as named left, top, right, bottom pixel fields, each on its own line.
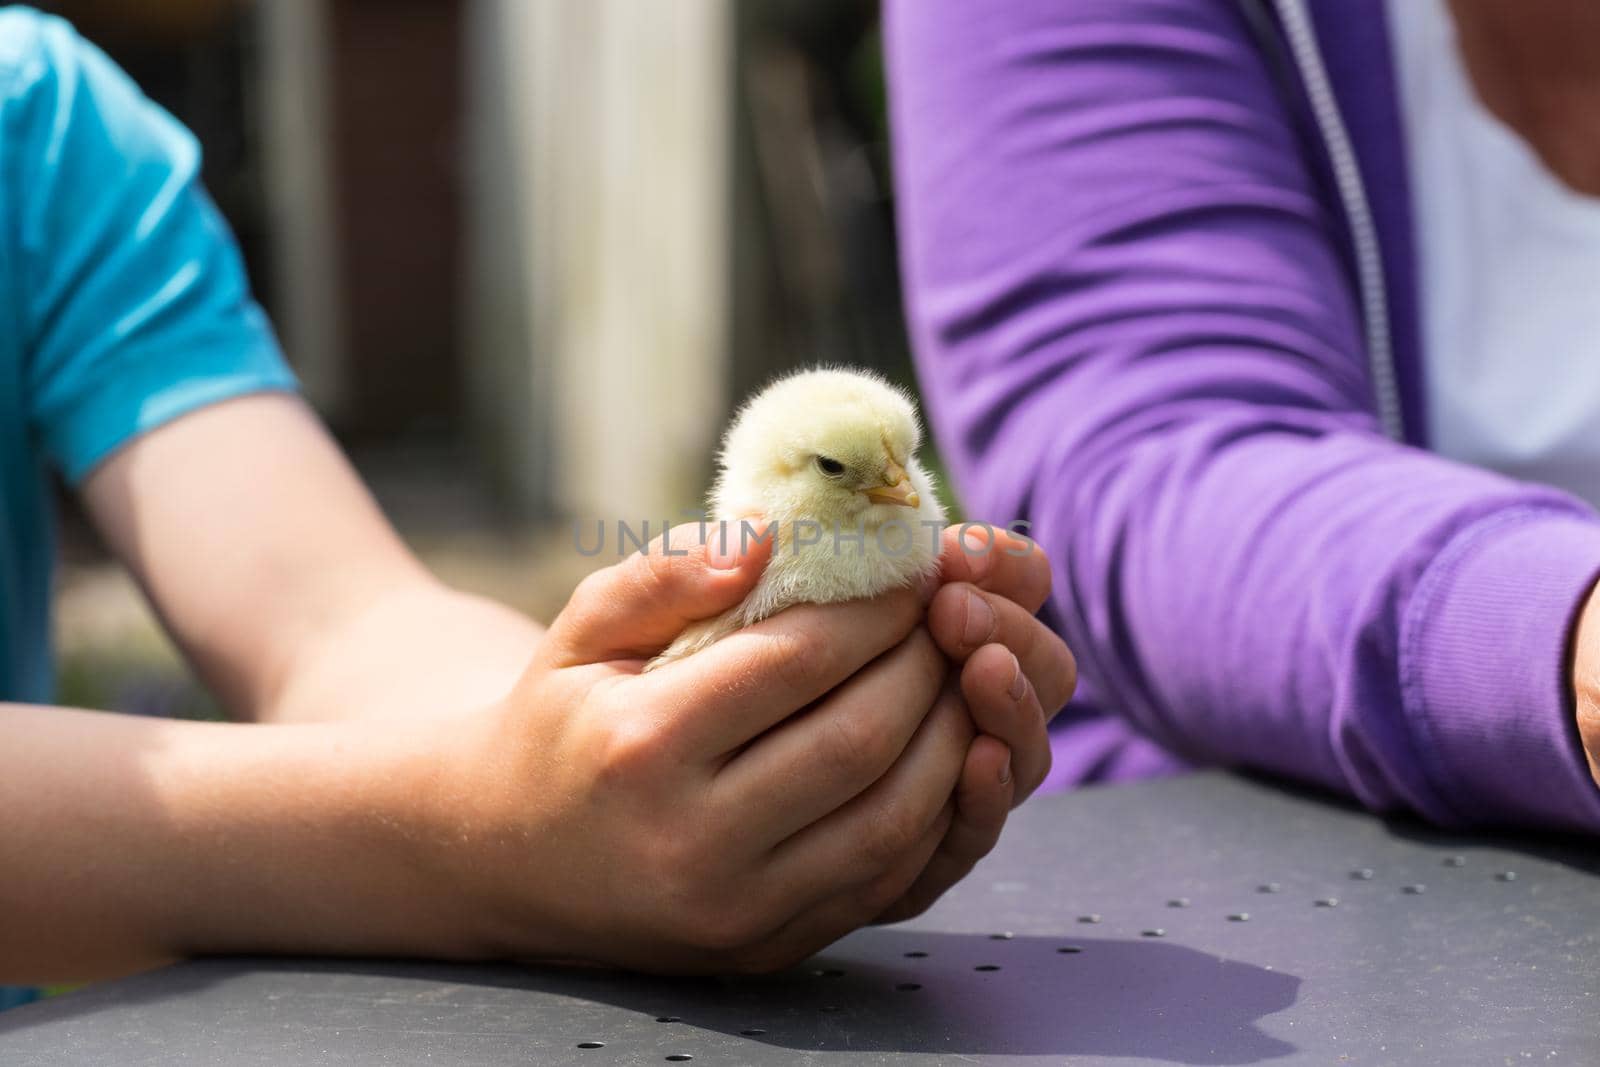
left=930, top=583, right=1077, bottom=713
left=872, top=731, right=1014, bottom=924
left=927, top=581, right=1074, bottom=805
left=710, top=621, right=948, bottom=845
left=939, top=524, right=1053, bottom=614
left=719, top=799, right=955, bottom=975
left=539, top=522, right=773, bottom=670
left=762, top=679, right=972, bottom=912
left=642, top=583, right=927, bottom=756
left=956, top=642, right=1054, bottom=804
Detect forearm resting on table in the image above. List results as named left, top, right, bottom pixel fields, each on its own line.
left=0, top=702, right=498, bottom=984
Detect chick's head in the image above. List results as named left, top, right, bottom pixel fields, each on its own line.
left=712, top=368, right=941, bottom=530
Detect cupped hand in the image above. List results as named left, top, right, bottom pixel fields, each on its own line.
left=931, top=524, right=1077, bottom=801
left=432, top=524, right=972, bottom=974
left=873, top=524, right=1077, bottom=922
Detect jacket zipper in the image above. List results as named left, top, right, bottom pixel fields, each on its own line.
left=1269, top=0, right=1405, bottom=441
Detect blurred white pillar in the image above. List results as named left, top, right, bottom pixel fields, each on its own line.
left=465, top=0, right=732, bottom=521
left=257, top=0, right=346, bottom=418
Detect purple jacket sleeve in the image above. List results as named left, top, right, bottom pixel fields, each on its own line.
left=886, top=0, right=1600, bottom=831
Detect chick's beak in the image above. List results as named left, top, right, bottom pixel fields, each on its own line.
left=865, top=459, right=920, bottom=508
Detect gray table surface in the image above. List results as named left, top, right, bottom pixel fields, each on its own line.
left=3, top=770, right=1597, bottom=1066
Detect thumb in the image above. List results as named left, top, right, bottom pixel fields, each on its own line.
left=540, top=520, right=773, bottom=667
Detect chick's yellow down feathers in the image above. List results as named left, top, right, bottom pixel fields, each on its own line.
left=645, top=368, right=947, bottom=671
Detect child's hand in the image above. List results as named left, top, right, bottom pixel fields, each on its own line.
left=930, top=525, right=1077, bottom=806
left=429, top=522, right=1073, bottom=972
left=875, top=525, right=1077, bottom=923
left=432, top=525, right=965, bottom=973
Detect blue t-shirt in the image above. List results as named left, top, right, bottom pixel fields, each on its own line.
left=0, top=8, right=296, bottom=705
left=0, top=10, right=295, bottom=1009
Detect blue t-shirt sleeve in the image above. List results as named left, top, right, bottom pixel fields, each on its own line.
left=3, top=10, right=297, bottom=484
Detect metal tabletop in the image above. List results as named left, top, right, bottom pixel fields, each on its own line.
left=3, top=770, right=1596, bottom=1065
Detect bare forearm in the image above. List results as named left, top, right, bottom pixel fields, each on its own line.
left=255, top=581, right=545, bottom=724
left=0, top=703, right=494, bottom=983
left=81, top=397, right=544, bottom=727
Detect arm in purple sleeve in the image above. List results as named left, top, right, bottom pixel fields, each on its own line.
left=886, top=0, right=1600, bottom=831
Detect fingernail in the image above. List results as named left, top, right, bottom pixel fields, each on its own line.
left=708, top=520, right=770, bottom=569
left=704, top=521, right=745, bottom=572
left=962, top=532, right=994, bottom=580
left=707, top=528, right=741, bottom=569
left=998, top=754, right=1012, bottom=786
left=1008, top=652, right=1027, bottom=702
left=962, top=589, right=995, bottom=647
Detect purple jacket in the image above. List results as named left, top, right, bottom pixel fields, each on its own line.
left=887, top=0, right=1600, bottom=832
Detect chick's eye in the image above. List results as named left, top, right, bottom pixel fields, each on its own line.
left=815, top=455, right=846, bottom=477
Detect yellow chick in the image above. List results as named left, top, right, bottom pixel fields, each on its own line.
left=646, top=367, right=947, bottom=670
